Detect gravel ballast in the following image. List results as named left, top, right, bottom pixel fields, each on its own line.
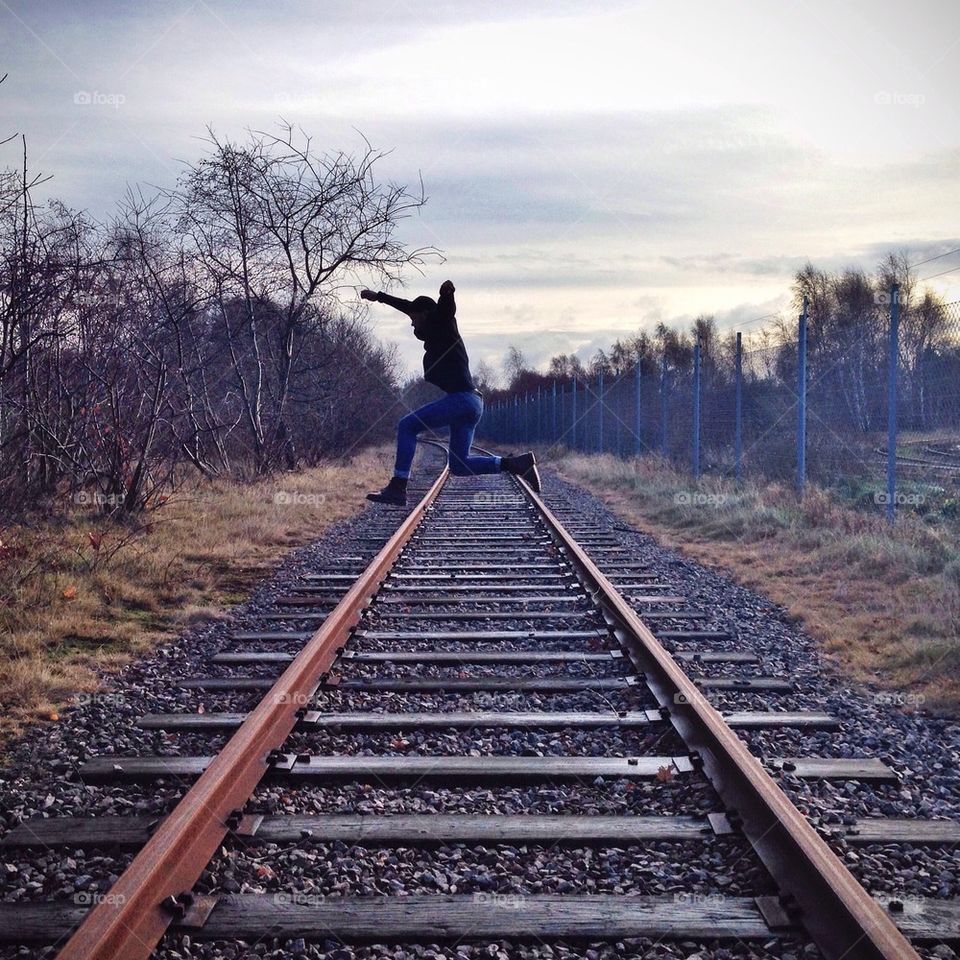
left=1, top=452, right=957, bottom=960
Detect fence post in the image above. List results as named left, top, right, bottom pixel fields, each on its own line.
left=692, top=340, right=701, bottom=479
left=659, top=357, right=668, bottom=458
left=634, top=362, right=642, bottom=457
left=597, top=370, right=604, bottom=453
left=887, top=282, right=900, bottom=524
left=552, top=380, right=558, bottom=441
left=571, top=377, right=577, bottom=450
left=735, top=331, right=743, bottom=481
left=536, top=385, right=542, bottom=444
left=796, top=297, right=808, bottom=494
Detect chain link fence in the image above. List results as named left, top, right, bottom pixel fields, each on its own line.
left=481, top=294, right=960, bottom=520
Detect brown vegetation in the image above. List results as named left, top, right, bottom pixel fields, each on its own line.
left=548, top=450, right=960, bottom=713
left=0, top=447, right=391, bottom=744
left=1, top=122, right=432, bottom=514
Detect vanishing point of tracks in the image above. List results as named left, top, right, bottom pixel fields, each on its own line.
left=1, top=446, right=957, bottom=959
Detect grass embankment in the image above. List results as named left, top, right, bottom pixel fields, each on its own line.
left=0, top=447, right=392, bottom=743
left=546, top=451, right=960, bottom=714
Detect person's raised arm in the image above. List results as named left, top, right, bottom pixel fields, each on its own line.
left=360, top=288, right=416, bottom=316
left=436, top=280, right=456, bottom=321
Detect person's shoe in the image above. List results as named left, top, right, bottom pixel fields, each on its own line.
left=366, top=476, right=408, bottom=506
left=501, top=452, right=541, bottom=493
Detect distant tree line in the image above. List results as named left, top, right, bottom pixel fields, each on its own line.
left=0, top=119, right=433, bottom=513
left=495, top=253, right=960, bottom=445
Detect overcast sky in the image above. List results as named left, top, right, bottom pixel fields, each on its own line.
left=3, top=0, right=959, bottom=379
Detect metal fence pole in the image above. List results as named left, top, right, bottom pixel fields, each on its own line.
left=796, top=297, right=808, bottom=494
left=735, top=331, right=743, bottom=481
left=659, top=357, right=668, bottom=458
left=597, top=370, right=604, bottom=453
left=692, top=340, right=701, bottom=479
left=571, top=377, right=577, bottom=450
left=536, top=385, right=542, bottom=444
left=513, top=395, right=519, bottom=443
left=887, top=282, right=900, bottom=524
left=552, top=380, right=558, bottom=441
left=634, top=362, right=642, bottom=457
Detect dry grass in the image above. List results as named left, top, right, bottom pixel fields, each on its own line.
left=545, top=449, right=960, bottom=714
left=0, top=447, right=392, bottom=743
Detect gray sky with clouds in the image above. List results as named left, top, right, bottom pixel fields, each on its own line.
left=3, top=0, right=959, bottom=380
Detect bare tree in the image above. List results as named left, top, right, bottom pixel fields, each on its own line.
left=171, top=124, right=435, bottom=473
left=503, top=345, right=528, bottom=386
left=0, top=119, right=434, bottom=513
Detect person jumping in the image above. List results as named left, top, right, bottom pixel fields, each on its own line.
left=360, top=280, right=540, bottom=505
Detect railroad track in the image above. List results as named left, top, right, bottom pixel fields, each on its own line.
left=1, top=443, right=958, bottom=959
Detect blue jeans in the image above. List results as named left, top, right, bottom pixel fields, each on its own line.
left=394, top=391, right=502, bottom=478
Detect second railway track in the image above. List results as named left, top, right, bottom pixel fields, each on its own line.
left=1, top=444, right=958, bottom=959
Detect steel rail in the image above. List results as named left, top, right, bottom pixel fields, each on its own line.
left=56, top=466, right=449, bottom=960
left=511, top=473, right=920, bottom=960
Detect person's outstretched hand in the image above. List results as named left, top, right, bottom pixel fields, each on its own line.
left=439, top=280, right=455, bottom=296
left=360, top=289, right=378, bottom=301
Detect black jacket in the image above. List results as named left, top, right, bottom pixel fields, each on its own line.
left=377, top=288, right=475, bottom=394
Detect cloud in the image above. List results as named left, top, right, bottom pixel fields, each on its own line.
left=4, top=0, right=959, bottom=390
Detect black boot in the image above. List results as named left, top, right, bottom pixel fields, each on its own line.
left=500, top=452, right=541, bottom=493
left=366, top=476, right=408, bottom=506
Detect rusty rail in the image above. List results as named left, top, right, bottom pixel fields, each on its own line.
left=56, top=466, right=448, bottom=960
left=512, top=473, right=919, bottom=960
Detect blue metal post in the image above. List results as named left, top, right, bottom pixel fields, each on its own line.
left=536, top=385, right=542, bottom=444
left=692, top=340, right=701, bottom=479
left=597, top=370, right=604, bottom=453
left=571, top=377, right=577, bottom=450
left=659, top=357, right=668, bottom=458
left=513, top=395, right=519, bottom=442
left=796, top=297, right=808, bottom=494
left=887, top=283, right=900, bottom=524
left=634, top=362, right=642, bottom=456
left=552, top=380, right=558, bottom=441
left=735, top=332, right=743, bottom=481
